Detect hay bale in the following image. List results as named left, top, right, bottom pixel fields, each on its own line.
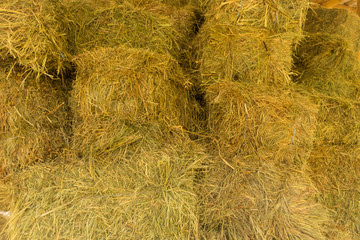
left=2, top=133, right=207, bottom=239
left=206, top=81, right=317, bottom=164
left=71, top=46, right=197, bottom=159
left=200, top=158, right=329, bottom=239
left=0, top=0, right=70, bottom=77
left=198, top=25, right=296, bottom=84
left=61, top=0, right=195, bottom=57
left=304, top=8, right=360, bottom=52
left=0, top=64, right=70, bottom=175
left=293, top=33, right=360, bottom=98
left=308, top=145, right=360, bottom=239
left=204, top=0, right=309, bottom=36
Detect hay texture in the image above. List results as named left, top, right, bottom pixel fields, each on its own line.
left=308, top=145, right=360, bottom=239
left=197, top=0, right=309, bottom=85
left=72, top=46, right=197, bottom=160
left=2, top=132, right=206, bottom=239
left=61, top=0, right=195, bottom=57
left=0, top=0, right=70, bottom=77
left=0, top=65, right=69, bottom=176
left=200, top=158, right=329, bottom=239
left=304, top=8, right=360, bottom=52
left=206, top=81, right=317, bottom=165
left=204, top=0, right=308, bottom=35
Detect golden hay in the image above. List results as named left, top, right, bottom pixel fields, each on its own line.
left=0, top=0, right=70, bottom=78
left=293, top=33, right=360, bottom=98
left=308, top=145, right=360, bottom=239
left=304, top=7, right=360, bottom=52
left=0, top=64, right=69, bottom=176
left=200, top=158, right=329, bottom=239
left=206, top=81, right=317, bottom=164
left=2, top=131, right=207, bottom=239
left=198, top=25, right=296, bottom=85
left=203, top=0, right=309, bottom=36
left=61, top=0, right=195, bottom=57
left=71, top=46, right=198, bottom=160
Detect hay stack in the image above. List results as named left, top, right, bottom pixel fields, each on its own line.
left=308, top=145, right=360, bottom=239
left=0, top=0, right=70, bottom=77
left=200, top=158, right=329, bottom=239
left=2, top=132, right=206, bottom=239
left=197, top=0, right=309, bottom=85
left=61, top=0, right=196, bottom=57
left=0, top=64, right=69, bottom=176
left=71, top=46, right=197, bottom=160
left=304, top=8, right=360, bottom=51
left=206, top=81, right=317, bottom=164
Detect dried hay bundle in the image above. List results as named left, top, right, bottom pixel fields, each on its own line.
left=198, top=25, right=296, bottom=84
left=2, top=132, right=206, bottom=239
left=61, top=0, right=195, bottom=57
left=311, top=93, right=360, bottom=145
left=0, top=65, right=69, bottom=176
left=293, top=33, right=360, bottom=98
left=0, top=0, right=70, bottom=77
left=200, top=159, right=329, bottom=239
left=206, top=81, right=317, bottom=164
left=308, top=145, right=360, bottom=239
left=203, top=0, right=309, bottom=36
left=72, top=46, right=197, bottom=159
left=304, top=8, right=360, bottom=52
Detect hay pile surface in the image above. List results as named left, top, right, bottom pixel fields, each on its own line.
left=0, top=0, right=70, bottom=77
left=0, top=65, right=69, bottom=176
left=2, top=132, right=207, bottom=239
left=197, top=0, right=309, bottom=85
left=200, top=158, right=328, bottom=239
left=206, top=81, right=317, bottom=164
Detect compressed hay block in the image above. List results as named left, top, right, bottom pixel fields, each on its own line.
left=0, top=0, right=70, bottom=77
left=304, top=8, right=360, bottom=52
left=198, top=24, right=296, bottom=84
left=206, top=81, right=317, bottom=164
left=308, top=145, right=360, bottom=239
left=293, top=33, right=360, bottom=98
left=61, top=0, right=195, bottom=57
left=72, top=46, right=197, bottom=159
left=0, top=65, right=69, bottom=175
left=203, top=0, right=309, bottom=37
left=200, top=158, right=329, bottom=239
left=313, top=94, right=360, bottom=145
left=2, top=133, right=207, bottom=239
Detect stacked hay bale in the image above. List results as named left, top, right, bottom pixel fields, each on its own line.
left=197, top=0, right=330, bottom=239
left=294, top=8, right=360, bottom=239
left=0, top=64, right=69, bottom=176
left=197, top=0, right=309, bottom=85
left=1, top=131, right=206, bottom=239
left=0, top=0, right=71, bottom=78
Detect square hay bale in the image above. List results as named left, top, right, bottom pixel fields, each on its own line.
left=308, top=145, right=360, bottom=239
left=71, top=46, right=198, bottom=160
left=198, top=24, right=296, bottom=85
left=200, top=158, right=329, bottom=239
left=2, top=133, right=207, bottom=239
left=304, top=7, right=360, bottom=52
left=0, top=65, right=70, bottom=176
left=206, top=81, right=317, bottom=165
left=0, top=0, right=70, bottom=77
left=203, top=0, right=309, bottom=37
left=61, top=0, right=195, bottom=57
left=312, top=93, right=360, bottom=145
left=293, top=33, right=360, bottom=98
